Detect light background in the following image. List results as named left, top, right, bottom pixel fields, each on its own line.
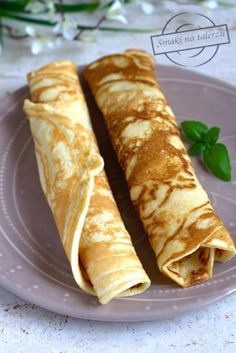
left=1, top=3, right=236, bottom=352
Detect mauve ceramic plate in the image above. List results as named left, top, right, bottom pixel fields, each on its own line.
left=0, top=65, right=236, bottom=322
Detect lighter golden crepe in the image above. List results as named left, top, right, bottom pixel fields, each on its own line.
left=84, top=50, right=236, bottom=287
left=23, top=60, right=150, bottom=304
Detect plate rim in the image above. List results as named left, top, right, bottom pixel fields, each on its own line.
left=0, top=64, right=236, bottom=322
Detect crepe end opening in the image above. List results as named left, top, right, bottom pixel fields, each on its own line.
left=162, top=247, right=215, bottom=287
left=99, top=278, right=151, bottom=305
left=79, top=259, right=93, bottom=287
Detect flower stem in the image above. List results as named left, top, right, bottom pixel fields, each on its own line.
left=75, top=14, right=105, bottom=40
left=0, top=1, right=101, bottom=13
left=58, top=0, right=65, bottom=21
left=0, top=23, right=28, bottom=39
left=0, top=10, right=157, bottom=33
left=0, top=10, right=53, bottom=26
left=0, top=17, right=3, bottom=53
left=56, top=1, right=101, bottom=13
left=0, top=0, right=29, bottom=12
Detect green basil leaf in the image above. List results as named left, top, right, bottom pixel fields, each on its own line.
left=203, top=143, right=232, bottom=181
left=203, top=127, right=220, bottom=145
left=181, top=120, right=209, bottom=142
left=188, top=142, right=206, bottom=156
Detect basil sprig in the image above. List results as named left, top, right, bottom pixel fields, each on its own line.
left=181, top=120, right=232, bottom=182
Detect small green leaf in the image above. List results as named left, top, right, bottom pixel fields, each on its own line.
left=188, top=142, right=206, bottom=156
left=204, top=127, right=220, bottom=145
left=181, top=120, right=208, bottom=142
left=56, top=2, right=100, bottom=13
left=203, top=143, right=232, bottom=182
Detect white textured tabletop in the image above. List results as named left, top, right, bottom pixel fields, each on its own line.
left=1, top=4, right=236, bottom=353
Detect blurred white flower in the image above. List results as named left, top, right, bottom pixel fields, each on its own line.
left=105, top=0, right=127, bottom=24
left=45, top=0, right=56, bottom=16
left=131, top=0, right=154, bottom=15
left=53, top=16, right=79, bottom=41
left=25, top=26, right=61, bottom=55
left=25, top=0, right=46, bottom=14
left=140, top=1, right=154, bottom=15
left=11, top=28, right=26, bottom=37
left=204, top=0, right=219, bottom=9
left=80, top=30, right=97, bottom=43
left=25, top=0, right=56, bottom=16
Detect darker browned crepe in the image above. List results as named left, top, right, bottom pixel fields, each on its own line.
left=84, top=49, right=236, bottom=287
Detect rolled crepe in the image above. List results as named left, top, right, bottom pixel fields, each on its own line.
left=24, top=60, right=150, bottom=304
left=84, top=50, right=236, bottom=287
